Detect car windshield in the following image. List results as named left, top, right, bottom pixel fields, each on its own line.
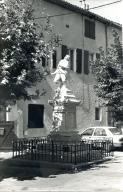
left=109, top=128, right=122, bottom=135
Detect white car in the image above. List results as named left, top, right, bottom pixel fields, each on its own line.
left=80, top=126, right=123, bottom=148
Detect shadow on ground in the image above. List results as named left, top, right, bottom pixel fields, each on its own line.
left=0, top=158, right=68, bottom=181
left=0, top=162, right=112, bottom=181
left=0, top=149, right=118, bottom=182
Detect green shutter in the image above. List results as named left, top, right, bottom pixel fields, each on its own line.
left=62, top=45, right=68, bottom=59
left=53, top=50, right=57, bottom=69
left=70, top=49, right=74, bottom=70
left=76, top=49, right=82, bottom=73
left=96, top=53, right=100, bottom=60
left=84, top=50, right=89, bottom=74
left=85, top=19, right=90, bottom=38
left=91, top=21, right=95, bottom=39
left=85, top=19, right=95, bottom=39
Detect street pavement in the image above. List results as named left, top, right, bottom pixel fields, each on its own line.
left=0, top=151, right=123, bottom=192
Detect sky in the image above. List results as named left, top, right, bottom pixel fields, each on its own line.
left=66, top=0, right=122, bottom=24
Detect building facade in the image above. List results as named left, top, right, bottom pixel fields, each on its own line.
left=6, top=0, right=122, bottom=138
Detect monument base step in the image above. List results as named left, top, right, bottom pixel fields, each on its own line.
left=48, top=131, right=81, bottom=142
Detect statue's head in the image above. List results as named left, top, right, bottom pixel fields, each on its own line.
left=64, top=55, right=70, bottom=61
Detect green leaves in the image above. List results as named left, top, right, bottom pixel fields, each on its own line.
left=0, top=0, right=62, bottom=105
left=0, top=1, right=46, bottom=103
left=93, top=30, right=123, bottom=122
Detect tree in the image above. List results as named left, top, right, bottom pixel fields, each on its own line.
left=0, top=0, right=61, bottom=105
left=92, top=30, right=123, bottom=123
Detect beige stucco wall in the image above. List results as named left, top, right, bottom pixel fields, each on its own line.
left=17, top=72, right=108, bottom=138
left=14, top=0, right=122, bottom=138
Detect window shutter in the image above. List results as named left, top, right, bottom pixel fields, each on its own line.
left=53, top=50, right=57, bottom=69
left=84, top=50, right=89, bottom=74
left=70, top=49, right=74, bottom=70
left=95, top=107, right=100, bottom=120
left=85, top=19, right=95, bottom=39
left=85, top=19, right=90, bottom=38
left=96, top=53, right=100, bottom=60
left=62, top=45, right=68, bottom=59
left=76, top=49, right=82, bottom=73
left=91, top=21, right=95, bottom=39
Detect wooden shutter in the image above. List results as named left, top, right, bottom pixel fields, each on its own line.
left=91, top=21, right=95, bottom=39
left=62, top=45, right=68, bottom=59
left=95, top=107, right=100, bottom=120
left=85, top=19, right=90, bottom=38
left=96, top=53, right=100, bottom=60
left=53, top=50, right=57, bottom=69
left=84, top=50, right=89, bottom=74
left=76, top=49, right=82, bottom=73
left=70, top=49, right=74, bottom=70
left=85, top=19, right=95, bottom=39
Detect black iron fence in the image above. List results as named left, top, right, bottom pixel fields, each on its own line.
left=12, top=138, right=113, bottom=165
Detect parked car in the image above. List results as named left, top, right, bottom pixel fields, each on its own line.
left=80, top=126, right=123, bottom=148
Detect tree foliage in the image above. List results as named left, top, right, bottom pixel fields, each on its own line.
left=0, top=0, right=61, bottom=105
left=93, top=30, right=123, bottom=122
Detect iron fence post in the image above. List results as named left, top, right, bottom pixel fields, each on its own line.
left=51, top=140, right=54, bottom=161
left=74, top=143, right=77, bottom=165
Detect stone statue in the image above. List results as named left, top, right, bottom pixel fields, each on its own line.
left=51, top=54, right=70, bottom=87
left=51, top=55, right=72, bottom=101
left=49, top=55, right=80, bottom=134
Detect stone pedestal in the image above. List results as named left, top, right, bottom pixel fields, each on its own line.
left=48, top=98, right=81, bottom=142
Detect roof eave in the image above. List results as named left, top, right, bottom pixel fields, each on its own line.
left=44, top=0, right=122, bottom=29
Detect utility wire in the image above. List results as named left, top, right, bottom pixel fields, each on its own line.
left=88, top=0, right=121, bottom=10
left=34, top=0, right=121, bottom=20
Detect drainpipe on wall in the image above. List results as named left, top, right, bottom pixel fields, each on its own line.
left=81, top=14, right=85, bottom=105
left=105, top=24, right=108, bottom=53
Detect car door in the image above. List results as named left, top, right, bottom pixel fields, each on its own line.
left=93, top=128, right=107, bottom=141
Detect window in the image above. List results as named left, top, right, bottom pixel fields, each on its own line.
left=0, top=128, right=4, bottom=136
left=81, top=128, right=94, bottom=136
left=61, top=45, right=68, bottom=59
left=70, top=49, right=74, bottom=70
left=96, top=53, right=100, bottom=60
left=109, top=128, right=122, bottom=135
left=89, top=53, right=94, bottom=62
left=95, top=107, right=102, bottom=121
left=107, top=108, right=114, bottom=126
left=89, top=52, right=96, bottom=74
left=76, top=48, right=82, bottom=73
left=28, top=104, right=44, bottom=128
left=53, top=50, right=57, bottom=69
left=85, top=19, right=95, bottom=39
left=84, top=50, right=89, bottom=74
left=94, top=128, right=107, bottom=136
